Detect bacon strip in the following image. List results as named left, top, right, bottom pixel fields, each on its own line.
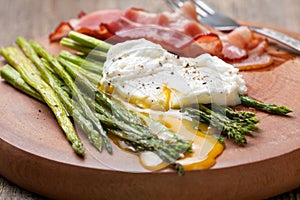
left=49, top=2, right=273, bottom=69
left=49, top=22, right=73, bottom=42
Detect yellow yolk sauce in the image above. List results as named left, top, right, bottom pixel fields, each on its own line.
left=127, top=85, right=173, bottom=111
left=145, top=114, right=224, bottom=171
left=109, top=108, right=224, bottom=171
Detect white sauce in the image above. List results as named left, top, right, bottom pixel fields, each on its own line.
left=101, top=39, right=247, bottom=111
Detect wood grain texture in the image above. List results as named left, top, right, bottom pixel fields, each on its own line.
left=0, top=0, right=299, bottom=199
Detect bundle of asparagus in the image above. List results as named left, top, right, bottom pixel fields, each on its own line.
left=0, top=31, right=292, bottom=174
left=0, top=34, right=192, bottom=174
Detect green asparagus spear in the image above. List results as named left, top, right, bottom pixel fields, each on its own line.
left=0, top=64, right=44, bottom=102
left=60, top=38, right=88, bottom=53
left=240, top=95, right=292, bottom=115
left=68, top=31, right=112, bottom=52
left=107, top=126, right=187, bottom=175
left=29, top=40, right=113, bottom=154
left=58, top=58, right=101, bottom=85
left=0, top=46, right=84, bottom=155
left=183, top=104, right=259, bottom=145
left=59, top=50, right=103, bottom=74
left=60, top=38, right=107, bottom=61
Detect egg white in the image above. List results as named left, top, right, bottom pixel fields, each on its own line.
left=100, top=39, right=245, bottom=170
left=101, top=38, right=247, bottom=111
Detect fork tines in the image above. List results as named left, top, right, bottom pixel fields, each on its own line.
left=166, top=0, right=216, bottom=19
left=194, top=0, right=215, bottom=16
left=165, top=0, right=183, bottom=10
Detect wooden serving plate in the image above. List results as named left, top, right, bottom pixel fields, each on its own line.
left=0, top=26, right=300, bottom=199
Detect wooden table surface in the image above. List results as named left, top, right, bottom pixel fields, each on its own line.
left=0, top=0, right=299, bottom=199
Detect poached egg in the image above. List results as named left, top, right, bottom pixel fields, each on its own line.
left=100, top=39, right=247, bottom=171
left=101, top=39, right=247, bottom=111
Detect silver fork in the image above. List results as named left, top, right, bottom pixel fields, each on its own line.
left=166, top=0, right=300, bottom=54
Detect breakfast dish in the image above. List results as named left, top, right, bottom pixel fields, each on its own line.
left=0, top=2, right=299, bottom=199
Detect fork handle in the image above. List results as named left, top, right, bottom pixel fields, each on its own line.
left=251, top=27, right=300, bottom=53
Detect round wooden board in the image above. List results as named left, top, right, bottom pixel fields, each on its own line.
left=1, top=27, right=300, bottom=200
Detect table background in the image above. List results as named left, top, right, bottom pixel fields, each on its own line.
left=0, top=0, right=299, bottom=199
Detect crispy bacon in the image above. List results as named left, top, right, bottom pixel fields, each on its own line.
left=77, top=25, right=115, bottom=41
left=194, top=33, right=223, bottom=57
left=230, top=39, right=273, bottom=70
left=220, top=26, right=259, bottom=60
left=49, top=2, right=273, bottom=69
left=74, top=9, right=122, bottom=30
left=77, top=11, right=86, bottom=18
left=49, top=22, right=73, bottom=42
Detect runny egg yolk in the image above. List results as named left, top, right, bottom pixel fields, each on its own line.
left=127, top=85, right=173, bottom=111
left=139, top=114, right=224, bottom=171
left=111, top=108, right=224, bottom=171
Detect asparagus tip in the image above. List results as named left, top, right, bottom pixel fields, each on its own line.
left=72, top=141, right=85, bottom=156
left=276, top=106, right=293, bottom=115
